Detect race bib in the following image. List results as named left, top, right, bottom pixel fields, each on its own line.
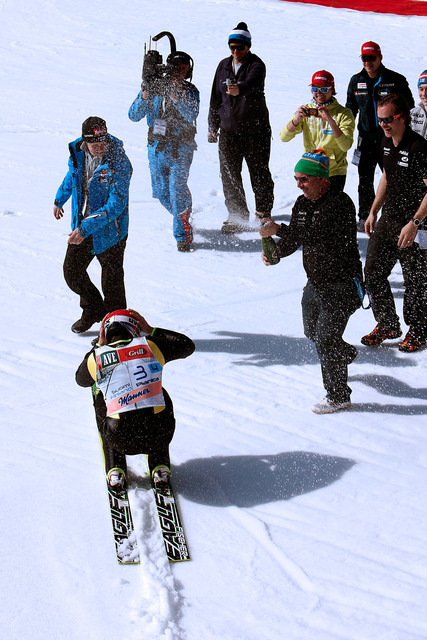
left=96, top=338, right=165, bottom=416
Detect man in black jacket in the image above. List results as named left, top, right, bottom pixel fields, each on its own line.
left=208, top=22, right=274, bottom=234
left=361, top=94, right=427, bottom=352
left=346, top=42, right=414, bottom=230
left=259, top=150, right=362, bottom=414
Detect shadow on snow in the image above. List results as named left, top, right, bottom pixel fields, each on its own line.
left=172, top=451, right=355, bottom=508
left=194, top=331, right=416, bottom=369
left=194, top=331, right=427, bottom=412
left=349, top=373, right=427, bottom=399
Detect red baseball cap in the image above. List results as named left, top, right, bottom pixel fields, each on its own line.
left=361, top=41, right=381, bottom=57
left=311, top=70, right=334, bottom=88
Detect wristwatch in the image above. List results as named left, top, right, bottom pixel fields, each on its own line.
left=411, top=217, right=422, bottom=227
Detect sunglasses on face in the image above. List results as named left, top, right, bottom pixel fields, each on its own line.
left=311, top=86, right=330, bottom=94
left=229, top=44, right=246, bottom=52
left=294, top=176, right=311, bottom=184
left=361, top=55, right=378, bottom=62
left=377, top=113, right=402, bottom=124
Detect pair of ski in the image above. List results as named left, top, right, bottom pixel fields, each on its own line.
left=107, top=471, right=190, bottom=565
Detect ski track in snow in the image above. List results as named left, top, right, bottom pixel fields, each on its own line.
left=124, top=457, right=187, bottom=640
left=128, top=498, right=184, bottom=639
left=2, top=1, right=427, bottom=639
left=228, top=505, right=318, bottom=595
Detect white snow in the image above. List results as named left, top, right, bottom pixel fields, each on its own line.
left=1, top=1, right=427, bottom=638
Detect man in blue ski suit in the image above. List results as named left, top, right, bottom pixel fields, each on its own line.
left=54, top=117, right=132, bottom=334
left=128, top=51, right=199, bottom=252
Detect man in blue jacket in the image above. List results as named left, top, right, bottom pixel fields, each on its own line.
left=208, top=22, right=274, bottom=234
left=346, top=42, right=413, bottom=230
left=129, top=51, right=199, bottom=252
left=54, top=117, right=132, bottom=334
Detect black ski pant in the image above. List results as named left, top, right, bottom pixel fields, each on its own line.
left=364, top=216, right=427, bottom=338
left=93, top=389, right=175, bottom=479
left=218, top=128, right=274, bottom=221
left=329, top=174, right=346, bottom=192
left=357, top=136, right=383, bottom=221
left=302, top=280, right=360, bottom=403
left=63, top=235, right=127, bottom=319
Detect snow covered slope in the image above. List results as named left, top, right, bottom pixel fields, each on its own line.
left=1, top=1, right=427, bottom=638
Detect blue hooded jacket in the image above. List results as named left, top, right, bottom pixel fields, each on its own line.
left=55, top=135, right=132, bottom=255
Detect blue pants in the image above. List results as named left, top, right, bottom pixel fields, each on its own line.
left=148, top=142, right=194, bottom=242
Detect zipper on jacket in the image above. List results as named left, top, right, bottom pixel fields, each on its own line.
left=372, top=74, right=382, bottom=128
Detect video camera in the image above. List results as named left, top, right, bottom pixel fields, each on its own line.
left=142, top=31, right=194, bottom=93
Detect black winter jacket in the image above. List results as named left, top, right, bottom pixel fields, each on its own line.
left=276, top=188, right=363, bottom=293
left=346, top=65, right=414, bottom=141
left=208, top=52, right=271, bottom=134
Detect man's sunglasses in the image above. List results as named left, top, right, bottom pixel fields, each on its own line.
left=229, top=44, right=246, bottom=52
left=311, top=86, right=330, bottom=94
left=361, top=55, right=378, bottom=62
left=377, top=113, right=401, bottom=124
left=294, top=176, right=311, bottom=183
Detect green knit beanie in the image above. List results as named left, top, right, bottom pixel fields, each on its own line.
left=294, top=148, right=329, bottom=178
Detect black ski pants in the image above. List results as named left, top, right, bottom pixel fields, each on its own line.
left=93, top=389, right=175, bottom=478
left=364, top=216, right=427, bottom=337
left=357, top=136, right=383, bottom=221
left=329, top=174, right=346, bottom=192
left=218, top=128, right=274, bottom=221
left=302, top=280, right=360, bottom=403
left=63, top=235, right=127, bottom=319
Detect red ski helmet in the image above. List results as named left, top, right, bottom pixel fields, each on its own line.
left=103, top=309, right=141, bottom=342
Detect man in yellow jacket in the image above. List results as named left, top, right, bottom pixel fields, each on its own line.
left=280, top=70, right=355, bottom=191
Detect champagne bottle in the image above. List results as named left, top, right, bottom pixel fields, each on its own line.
left=262, top=236, right=280, bottom=265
